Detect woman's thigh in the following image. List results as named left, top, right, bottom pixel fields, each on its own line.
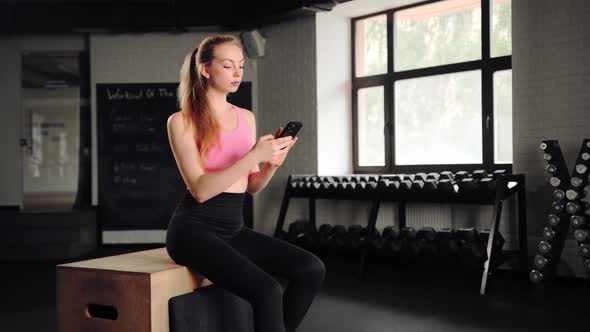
left=166, top=221, right=279, bottom=300
left=228, top=226, right=325, bottom=279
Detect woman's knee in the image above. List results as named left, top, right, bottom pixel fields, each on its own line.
left=251, top=275, right=284, bottom=305
left=296, top=254, right=326, bottom=285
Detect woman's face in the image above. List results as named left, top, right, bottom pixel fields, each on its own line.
left=203, top=43, right=244, bottom=93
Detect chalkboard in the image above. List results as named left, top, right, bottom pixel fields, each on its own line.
left=97, top=82, right=253, bottom=231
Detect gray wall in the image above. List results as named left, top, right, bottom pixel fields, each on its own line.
left=254, top=16, right=318, bottom=235
left=513, top=0, right=590, bottom=277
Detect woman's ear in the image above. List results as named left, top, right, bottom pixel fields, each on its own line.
left=199, top=64, right=210, bottom=79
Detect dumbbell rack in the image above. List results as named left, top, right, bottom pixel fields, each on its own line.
left=274, top=173, right=528, bottom=295
left=530, top=139, right=590, bottom=283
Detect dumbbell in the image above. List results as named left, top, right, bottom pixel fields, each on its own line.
left=472, top=170, right=489, bottom=180
left=337, top=175, right=350, bottom=183
left=437, top=179, right=457, bottom=194
left=423, top=179, right=438, bottom=192
left=297, top=182, right=307, bottom=191
left=426, top=172, right=440, bottom=180
left=381, top=226, right=402, bottom=257
left=565, top=201, right=589, bottom=214
left=366, top=180, right=379, bottom=192
left=399, top=180, right=413, bottom=192
left=542, top=226, right=558, bottom=241
left=354, top=182, right=367, bottom=193
left=399, top=227, right=419, bottom=260
left=411, top=180, right=425, bottom=193
left=287, top=220, right=318, bottom=249
left=492, top=169, right=507, bottom=179
left=570, top=176, right=584, bottom=188
left=416, top=227, right=438, bottom=262
left=579, top=243, right=590, bottom=258
left=378, top=179, right=399, bottom=193
left=366, top=228, right=385, bottom=255
left=317, top=224, right=333, bottom=251
left=551, top=201, right=564, bottom=213
left=566, top=189, right=584, bottom=201
left=345, top=182, right=358, bottom=193
left=328, top=182, right=339, bottom=192
left=402, top=174, right=415, bottom=182
left=303, top=182, right=314, bottom=193
left=435, top=228, right=460, bottom=265
left=547, top=213, right=562, bottom=227
left=574, top=229, right=590, bottom=242
left=289, top=180, right=299, bottom=191
left=336, top=182, right=349, bottom=192
left=545, top=164, right=558, bottom=175
left=318, top=181, right=331, bottom=192
left=575, top=163, right=588, bottom=175
left=458, top=177, right=478, bottom=193
left=456, top=228, right=485, bottom=266
left=530, top=269, right=545, bottom=283
left=538, top=240, right=554, bottom=255
left=534, top=254, right=550, bottom=270
left=479, top=178, right=497, bottom=193
left=454, top=171, right=469, bottom=181
left=570, top=215, right=585, bottom=228
left=344, top=225, right=368, bottom=252
left=553, top=189, right=566, bottom=201
left=548, top=176, right=562, bottom=188
left=439, top=171, right=454, bottom=180
left=383, top=174, right=403, bottom=182
left=328, top=225, right=348, bottom=253
left=414, top=173, right=428, bottom=182
left=357, top=175, right=371, bottom=183
left=311, top=182, right=322, bottom=192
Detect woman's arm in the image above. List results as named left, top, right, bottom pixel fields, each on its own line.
left=247, top=161, right=279, bottom=195
left=167, top=112, right=259, bottom=203
left=244, top=110, right=296, bottom=195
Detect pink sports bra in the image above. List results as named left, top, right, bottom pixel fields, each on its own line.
left=203, top=104, right=255, bottom=172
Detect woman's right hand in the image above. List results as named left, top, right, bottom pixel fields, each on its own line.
left=252, top=134, right=293, bottom=163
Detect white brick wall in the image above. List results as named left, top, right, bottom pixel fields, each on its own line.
left=513, top=0, right=590, bottom=277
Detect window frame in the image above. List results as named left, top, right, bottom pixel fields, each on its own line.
left=351, top=0, right=512, bottom=174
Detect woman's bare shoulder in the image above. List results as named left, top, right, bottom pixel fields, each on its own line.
left=167, top=111, right=191, bottom=134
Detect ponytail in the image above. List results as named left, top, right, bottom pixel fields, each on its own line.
left=177, top=35, right=242, bottom=167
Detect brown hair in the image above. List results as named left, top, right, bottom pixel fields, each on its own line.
left=177, top=34, right=242, bottom=166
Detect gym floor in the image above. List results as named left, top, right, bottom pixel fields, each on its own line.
left=3, top=244, right=588, bottom=332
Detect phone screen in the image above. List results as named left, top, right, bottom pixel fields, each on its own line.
left=277, top=122, right=302, bottom=139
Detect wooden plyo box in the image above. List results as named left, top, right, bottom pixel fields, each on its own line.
left=56, top=247, right=212, bottom=332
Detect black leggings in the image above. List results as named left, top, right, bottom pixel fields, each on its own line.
left=165, top=190, right=326, bottom=332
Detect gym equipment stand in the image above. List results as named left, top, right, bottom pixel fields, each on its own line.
left=273, top=174, right=527, bottom=295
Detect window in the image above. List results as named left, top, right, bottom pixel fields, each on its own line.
left=352, top=0, right=512, bottom=173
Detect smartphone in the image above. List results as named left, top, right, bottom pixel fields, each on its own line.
left=276, top=121, right=303, bottom=139
left=276, top=121, right=302, bottom=149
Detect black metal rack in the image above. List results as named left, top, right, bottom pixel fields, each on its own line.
left=530, top=139, right=590, bottom=283
left=274, top=173, right=528, bottom=295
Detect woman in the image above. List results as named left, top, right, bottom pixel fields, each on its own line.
left=165, top=34, right=326, bottom=332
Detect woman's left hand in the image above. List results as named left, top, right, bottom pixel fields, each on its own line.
left=269, top=127, right=298, bottom=167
